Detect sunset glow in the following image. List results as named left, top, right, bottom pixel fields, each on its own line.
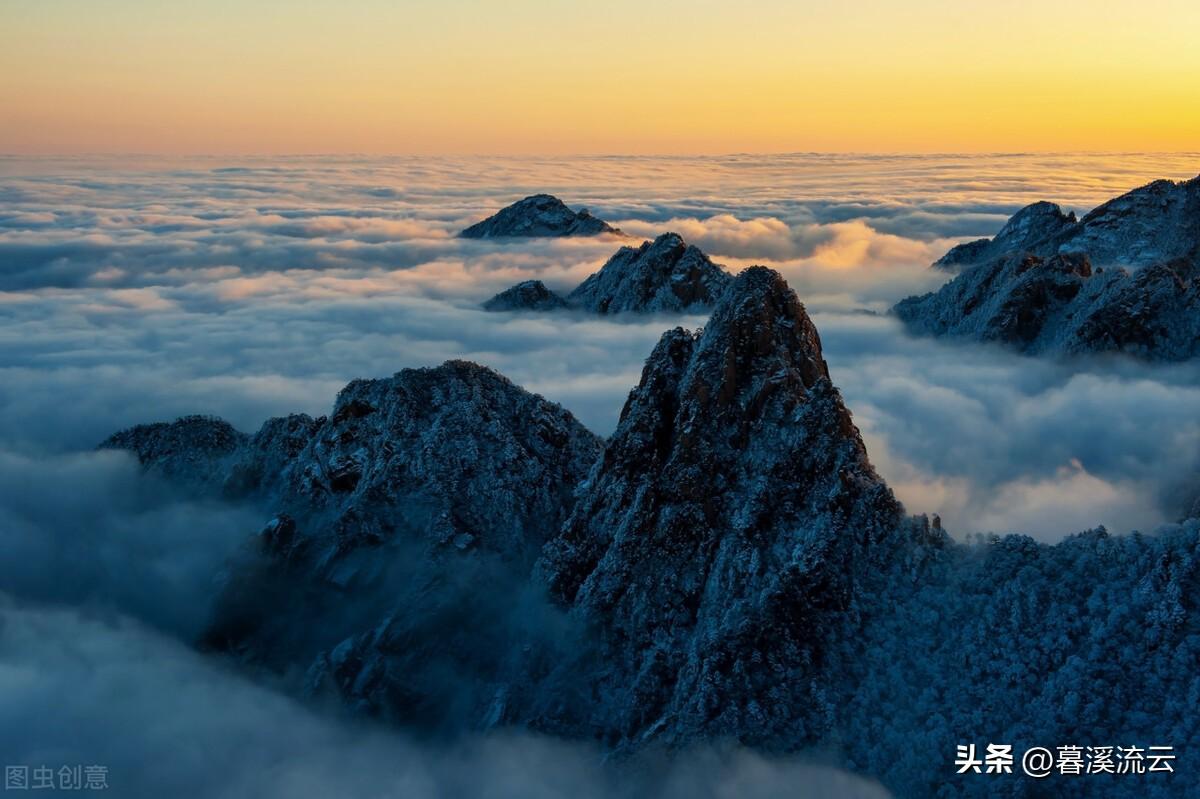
left=3, top=0, right=1199, bottom=155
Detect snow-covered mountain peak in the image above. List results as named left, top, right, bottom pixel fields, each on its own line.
left=460, top=194, right=620, bottom=238
left=566, top=231, right=733, bottom=314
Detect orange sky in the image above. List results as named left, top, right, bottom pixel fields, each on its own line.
left=3, top=0, right=1199, bottom=155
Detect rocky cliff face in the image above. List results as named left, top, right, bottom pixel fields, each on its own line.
left=102, top=362, right=602, bottom=710
left=100, top=415, right=247, bottom=489
left=460, top=194, right=620, bottom=238
left=257, top=361, right=601, bottom=566
left=935, top=201, right=1077, bottom=270
left=1059, top=176, right=1200, bottom=268
left=897, top=176, right=1200, bottom=359
left=535, top=266, right=906, bottom=746
left=566, top=232, right=733, bottom=314
left=897, top=253, right=1200, bottom=358
left=482, top=279, right=569, bottom=312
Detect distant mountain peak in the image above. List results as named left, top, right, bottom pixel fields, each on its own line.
left=566, top=231, right=733, bottom=314
left=100, top=415, right=247, bottom=487
left=460, top=194, right=621, bottom=238
left=935, top=200, right=1077, bottom=270
left=482, top=279, right=569, bottom=312
left=935, top=174, right=1200, bottom=272
left=482, top=231, right=734, bottom=315
left=902, top=175, right=1200, bottom=360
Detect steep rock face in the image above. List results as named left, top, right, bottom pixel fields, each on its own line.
left=898, top=176, right=1200, bottom=359
left=224, top=413, right=322, bottom=498
left=535, top=266, right=905, bottom=746
left=896, top=253, right=1200, bottom=359
left=567, top=232, right=733, bottom=314
left=1058, top=176, right=1200, bottom=268
left=103, top=363, right=602, bottom=706
left=482, top=280, right=569, bottom=312
left=935, top=201, right=1077, bottom=270
left=99, top=415, right=247, bottom=489
left=261, top=360, right=602, bottom=569
left=218, top=362, right=602, bottom=727
left=460, top=194, right=620, bottom=238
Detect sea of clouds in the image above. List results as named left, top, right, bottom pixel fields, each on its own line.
left=1, top=152, right=1198, bottom=795
left=3, top=152, right=1198, bottom=536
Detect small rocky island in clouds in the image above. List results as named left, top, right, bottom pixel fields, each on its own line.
left=895, top=175, right=1200, bottom=360
left=460, top=193, right=621, bottom=238
left=484, top=231, right=733, bottom=314
left=481, top=279, right=570, bottom=312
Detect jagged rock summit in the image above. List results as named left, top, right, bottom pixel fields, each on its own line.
left=103, top=361, right=602, bottom=567
left=896, top=175, right=1200, bottom=360
left=567, top=231, right=733, bottom=314
left=535, top=266, right=905, bottom=745
left=481, top=279, right=568, bottom=312
left=460, top=194, right=620, bottom=238
left=100, top=415, right=246, bottom=488
left=935, top=175, right=1200, bottom=271
left=483, top=232, right=734, bottom=315
left=103, top=360, right=604, bottom=718
left=935, top=201, right=1077, bottom=270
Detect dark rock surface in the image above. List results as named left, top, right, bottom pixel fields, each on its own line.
left=535, top=266, right=906, bottom=746
left=460, top=194, right=620, bottom=238
left=935, top=201, right=1077, bottom=270
left=567, top=232, right=733, bottom=314
left=103, top=362, right=602, bottom=702
left=897, top=176, right=1200, bottom=359
left=483, top=232, right=734, bottom=315
left=482, top=279, right=569, bottom=312
left=100, top=415, right=247, bottom=488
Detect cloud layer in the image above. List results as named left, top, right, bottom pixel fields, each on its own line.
left=2, top=152, right=1198, bottom=538
left=0, top=602, right=891, bottom=799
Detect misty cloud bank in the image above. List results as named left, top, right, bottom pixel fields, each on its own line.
left=0, top=603, right=890, bottom=799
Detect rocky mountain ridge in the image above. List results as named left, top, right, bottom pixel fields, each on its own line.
left=483, top=232, right=733, bottom=315
left=460, top=194, right=620, bottom=238
left=935, top=201, right=1078, bottom=270
left=896, top=175, right=1200, bottom=359
left=481, top=279, right=569, bottom=311
left=936, top=176, right=1200, bottom=271
left=533, top=266, right=907, bottom=746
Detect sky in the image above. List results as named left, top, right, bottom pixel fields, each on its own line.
left=3, top=0, right=1200, bottom=154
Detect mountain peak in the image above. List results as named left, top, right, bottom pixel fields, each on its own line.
left=694, top=265, right=830, bottom=397
left=535, top=267, right=901, bottom=744
left=481, top=279, right=569, bottom=312
left=566, top=232, right=732, bottom=314
left=1062, top=174, right=1200, bottom=267
left=902, top=175, right=1200, bottom=360
left=935, top=200, right=1077, bottom=269
left=100, top=415, right=247, bottom=487
left=460, top=194, right=620, bottom=238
